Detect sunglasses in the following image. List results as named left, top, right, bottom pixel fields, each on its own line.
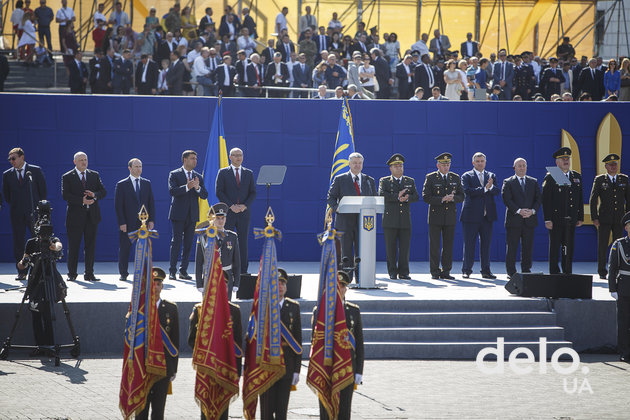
left=8, top=156, right=17, bottom=161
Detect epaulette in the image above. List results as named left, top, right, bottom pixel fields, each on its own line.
left=229, top=301, right=240, bottom=310
left=285, top=297, right=299, bottom=305
left=224, top=229, right=237, bottom=236
left=162, top=299, right=177, bottom=307
left=345, top=301, right=360, bottom=309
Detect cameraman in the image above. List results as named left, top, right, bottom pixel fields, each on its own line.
left=17, top=200, right=65, bottom=354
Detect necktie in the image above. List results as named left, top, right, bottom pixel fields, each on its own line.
left=286, top=43, right=290, bottom=58
left=437, top=37, right=442, bottom=54
left=520, top=177, right=526, bottom=192
left=187, top=171, right=192, bottom=181
left=426, top=64, right=434, bottom=86
left=81, top=172, right=86, bottom=189
left=478, top=172, right=484, bottom=186
left=502, top=62, right=506, bottom=80
left=135, top=178, right=141, bottom=202
left=443, top=174, right=447, bottom=183
left=301, top=63, right=304, bottom=73
left=591, top=68, right=595, bottom=79
left=354, top=176, right=361, bottom=195
left=255, top=65, right=261, bottom=84
left=18, top=169, right=23, bottom=184
left=235, top=167, right=240, bottom=186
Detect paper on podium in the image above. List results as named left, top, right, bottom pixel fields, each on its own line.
left=545, top=166, right=572, bottom=186
left=337, top=196, right=384, bottom=213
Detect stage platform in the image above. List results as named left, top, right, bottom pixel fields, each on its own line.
left=0, top=261, right=618, bottom=360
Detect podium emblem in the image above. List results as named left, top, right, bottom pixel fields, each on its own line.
left=363, top=215, right=374, bottom=232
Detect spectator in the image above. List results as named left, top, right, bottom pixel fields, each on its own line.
left=119, top=26, right=136, bottom=54
left=146, top=7, right=160, bottom=31
left=312, top=60, right=328, bottom=87
left=164, top=3, right=182, bottom=34
left=578, top=57, right=604, bottom=101
left=166, top=50, right=185, bottom=95
left=198, top=7, right=213, bottom=34
left=298, top=5, right=316, bottom=37
left=410, top=32, right=430, bottom=57
left=0, top=53, right=9, bottom=91
left=620, top=58, right=630, bottom=101
left=265, top=51, right=290, bottom=97
left=347, top=51, right=373, bottom=99
left=18, top=12, right=37, bottom=64
left=234, top=50, right=250, bottom=92
left=174, top=29, right=188, bottom=49
left=108, top=2, right=130, bottom=36
left=216, top=53, right=236, bottom=96
left=325, top=54, right=346, bottom=87
left=157, top=58, right=169, bottom=94
left=443, top=59, right=464, bottom=100
left=603, top=59, right=620, bottom=98
left=237, top=27, right=256, bottom=56
left=334, top=85, right=344, bottom=99
left=68, top=50, right=87, bottom=93
left=219, top=5, right=241, bottom=30
left=261, top=38, right=276, bottom=63
left=353, top=33, right=370, bottom=56
left=561, top=60, right=573, bottom=95
left=513, top=95, right=523, bottom=101
left=409, top=86, right=424, bottom=100
left=460, top=32, right=480, bottom=59
left=428, top=86, right=448, bottom=100
left=218, top=34, right=237, bottom=59
left=55, top=0, right=75, bottom=52
left=315, top=26, right=330, bottom=60
left=292, top=53, right=311, bottom=97
left=136, top=23, right=157, bottom=57
left=241, top=8, right=257, bottom=39
left=371, top=47, right=392, bottom=99
left=493, top=48, right=514, bottom=99
left=490, top=85, right=501, bottom=100
left=328, top=12, right=343, bottom=33
left=113, top=49, right=133, bottom=94
left=396, top=54, right=414, bottom=99
left=475, top=58, right=489, bottom=98
left=429, top=29, right=450, bottom=60
left=298, top=28, right=317, bottom=68
left=314, top=84, right=328, bottom=99
left=193, top=47, right=213, bottom=96
left=465, top=57, right=479, bottom=99
left=539, top=57, right=564, bottom=100
left=329, top=32, right=342, bottom=57
left=578, top=91, right=591, bottom=101
left=340, top=35, right=354, bottom=62
left=100, top=27, right=114, bottom=54
left=245, top=53, right=263, bottom=97
left=604, top=94, right=618, bottom=101
left=157, top=31, right=177, bottom=63
left=277, top=33, right=295, bottom=62
left=384, top=33, right=401, bottom=72
left=94, top=47, right=114, bottom=93
left=556, top=37, right=575, bottom=61
left=112, top=26, right=124, bottom=53
left=348, top=84, right=361, bottom=99
left=276, top=6, right=288, bottom=34
left=34, top=0, right=54, bottom=54
left=93, top=3, right=106, bottom=28
left=61, top=21, right=78, bottom=68
left=355, top=21, right=368, bottom=41
left=360, top=52, right=376, bottom=94
left=88, top=49, right=102, bottom=92
left=180, top=6, right=196, bottom=40
left=457, top=59, right=469, bottom=99
left=135, top=53, right=159, bottom=95
left=414, top=53, right=434, bottom=99
left=92, top=19, right=107, bottom=50
left=11, top=1, right=25, bottom=59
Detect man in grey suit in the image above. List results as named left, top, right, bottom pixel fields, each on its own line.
left=429, top=29, right=451, bottom=60
left=166, top=51, right=185, bottom=95
left=327, top=152, right=377, bottom=281
left=501, top=157, right=542, bottom=279
left=492, top=49, right=514, bottom=99
left=347, top=51, right=373, bottom=99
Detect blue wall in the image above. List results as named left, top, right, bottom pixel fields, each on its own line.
left=1, top=94, right=628, bottom=264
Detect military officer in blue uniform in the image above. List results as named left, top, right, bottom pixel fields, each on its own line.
left=607, top=211, right=630, bottom=363
left=589, top=154, right=630, bottom=279
left=195, top=202, right=241, bottom=300
left=422, top=153, right=465, bottom=279
left=378, top=153, right=419, bottom=280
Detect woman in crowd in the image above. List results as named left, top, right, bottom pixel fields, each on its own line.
left=444, top=59, right=465, bottom=101
left=17, top=11, right=36, bottom=64
left=603, top=59, right=620, bottom=99
left=359, top=52, right=376, bottom=94
left=458, top=59, right=469, bottom=100
left=384, top=32, right=400, bottom=72
left=340, top=35, right=353, bottom=63
left=237, top=27, right=256, bottom=57
left=312, top=61, right=328, bottom=87
left=146, top=8, right=160, bottom=31
left=112, top=26, right=125, bottom=53
left=61, top=22, right=79, bottom=68
left=11, top=0, right=25, bottom=59
left=101, top=27, right=115, bottom=54
left=120, top=27, right=137, bottom=54
left=620, top=58, right=630, bottom=102
left=180, top=6, right=196, bottom=40
left=329, top=32, right=342, bottom=57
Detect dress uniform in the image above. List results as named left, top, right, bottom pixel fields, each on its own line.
left=422, top=153, right=465, bottom=279
left=378, top=154, right=420, bottom=280
left=136, top=268, right=179, bottom=420
left=589, top=154, right=630, bottom=279
left=607, top=211, right=630, bottom=363
left=542, top=147, right=584, bottom=274
left=195, top=203, right=241, bottom=300
left=317, top=271, right=365, bottom=420
left=260, top=269, right=302, bottom=420
left=188, top=277, right=243, bottom=420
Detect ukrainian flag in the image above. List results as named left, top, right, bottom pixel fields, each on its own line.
left=329, top=96, right=356, bottom=186
left=199, top=97, right=230, bottom=223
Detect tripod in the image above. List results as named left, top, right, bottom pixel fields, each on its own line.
left=0, top=253, right=80, bottom=366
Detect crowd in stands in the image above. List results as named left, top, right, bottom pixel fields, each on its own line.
left=4, top=1, right=630, bottom=101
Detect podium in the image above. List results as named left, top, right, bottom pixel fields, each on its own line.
left=337, top=196, right=384, bottom=288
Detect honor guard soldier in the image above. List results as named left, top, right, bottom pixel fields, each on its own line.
left=607, top=211, right=630, bottom=363
left=542, top=147, right=584, bottom=274
left=195, top=202, right=241, bottom=300
left=422, top=153, right=465, bottom=279
left=136, top=267, right=179, bottom=420
left=316, top=271, right=364, bottom=420
left=590, top=154, right=630, bottom=279
left=378, top=153, right=419, bottom=280
left=188, top=269, right=243, bottom=420
left=260, top=268, right=302, bottom=420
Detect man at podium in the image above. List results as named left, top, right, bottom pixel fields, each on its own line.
left=327, top=152, right=377, bottom=282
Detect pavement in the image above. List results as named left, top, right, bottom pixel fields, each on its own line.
left=1, top=354, right=629, bottom=419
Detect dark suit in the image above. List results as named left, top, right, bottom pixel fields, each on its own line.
left=589, top=173, right=630, bottom=277
left=513, top=65, right=535, bottom=99
left=379, top=175, right=419, bottom=278
left=94, top=55, right=114, bottom=94
left=215, top=63, right=237, bottom=97
left=198, top=16, right=214, bottom=34
left=327, top=171, right=377, bottom=280
left=88, top=56, right=99, bottom=93
left=608, top=236, right=630, bottom=359
left=539, top=66, right=565, bottom=100
left=112, top=57, right=133, bottom=94
left=292, top=62, right=311, bottom=98
left=542, top=170, right=584, bottom=274
left=492, top=60, right=514, bottom=99
left=460, top=170, right=500, bottom=275
left=501, top=175, right=542, bottom=276
left=195, top=227, right=241, bottom=299
left=414, top=63, right=435, bottom=99
left=245, top=62, right=263, bottom=96
left=135, top=60, right=159, bottom=95
left=166, top=58, right=185, bottom=95
left=242, top=14, right=257, bottom=38
left=61, top=168, right=107, bottom=278
left=68, top=59, right=88, bottom=94
left=168, top=167, right=208, bottom=275
left=157, top=40, right=177, bottom=64
left=276, top=41, right=295, bottom=62
left=373, top=55, right=391, bottom=99
left=578, top=66, right=604, bottom=101
left=395, top=62, right=414, bottom=99
left=235, top=59, right=249, bottom=86
left=216, top=166, right=256, bottom=274
left=265, top=61, right=290, bottom=97
left=460, top=41, right=480, bottom=58
left=260, top=297, right=301, bottom=420
left=136, top=298, right=179, bottom=420
left=218, top=20, right=240, bottom=39
left=0, top=53, right=9, bottom=91
left=422, top=171, right=465, bottom=277
left=2, top=164, right=47, bottom=276
left=114, top=176, right=155, bottom=278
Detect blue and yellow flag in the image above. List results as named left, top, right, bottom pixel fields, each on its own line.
left=199, top=96, right=230, bottom=224
left=328, top=97, right=356, bottom=186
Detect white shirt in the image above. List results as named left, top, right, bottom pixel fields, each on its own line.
left=10, top=8, right=24, bottom=27
left=187, top=49, right=201, bottom=64
left=226, top=21, right=235, bottom=39
left=403, top=63, right=412, bottom=83
left=14, top=163, right=26, bottom=180
left=141, top=61, right=149, bottom=83
left=298, top=14, right=316, bottom=34
left=410, top=40, right=430, bottom=57
left=193, top=56, right=210, bottom=78
left=158, top=69, right=168, bottom=90
left=275, top=13, right=287, bottom=32
left=176, top=36, right=188, bottom=48
left=56, top=7, right=75, bottom=26
left=465, top=41, right=473, bottom=57
left=129, top=175, right=141, bottom=191
left=93, top=11, right=106, bottom=27
left=222, top=65, right=230, bottom=86
left=609, top=174, right=617, bottom=183
left=231, top=164, right=242, bottom=179
left=350, top=172, right=362, bottom=190
left=237, top=35, right=256, bottom=56
left=409, top=95, right=421, bottom=101
left=473, top=168, right=488, bottom=191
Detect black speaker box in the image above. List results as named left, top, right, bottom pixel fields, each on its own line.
left=505, top=272, right=592, bottom=299
left=236, top=274, right=303, bottom=300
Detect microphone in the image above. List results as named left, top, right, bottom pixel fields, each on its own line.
left=25, top=171, right=33, bottom=181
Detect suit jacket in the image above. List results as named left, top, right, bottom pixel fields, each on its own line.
left=167, top=167, right=208, bottom=221
left=114, top=177, right=155, bottom=231
left=501, top=175, right=542, bottom=228
left=275, top=41, right=295, bottom=62
left=245, top=62, right=263, bottom=86
left=422, top=171, right=464, bottom=226
left=589, top=173, right=630, bottom=225
left=94, top=55, right=113, bottom=91
left=215, top=63, right=236, bottom=88
left=414, top=63, right=434, bottom=98
left=235, top=59, right=250, bottom=85
left=379, top=175, right=419, bottom=229
left=429, top=35, right=451, bottom=57
left=68, top=59, right=88, bottom=92
left=219, top=20, right=240, bottom=39
left=281, top=298, right=302, bottom=374
left=61, top=168, right=107, bottom=227
left=242, top=14, right=257, bottom=38
left=460, top=170, right=500, bottom=223
left=373, top=56, right=390, bottom=88
left=112, top=58, right=133, bottom=88
left=215, top=166, right=256, bottom=208
left=351, top=41, right=369, bottom=55
left=460, top=41, right=479, bottom=58
left=539, top=66, right=565, bottom=99
left=166, top=59, right=185, bottom=95
left=2, top=164, right=47, bottom=217
left=264, top=61, right=290, bottom=86
left=134, top=60, right=159, bottom=93
left=493, top=61, right=514, bottom=88
left=344, top=301, right=364, bottom=376
left=198, top=15, right=214, bottom=34
left=157, top=40, right=177, bottom=63
left=88, top=56, right=99, bottom=87
left=261, top=46, right=276, bottom=64
left=292, top=62, right=311, bottom=87
left=315, top=34, right=330, bottom=52
left=578, top=67, right=604, bottom=100
left=327, top=171, right=377, bottom=231
left=396, top=62, right=414, bottom=97
left=542, top=170, right=584, bottom=224
left=158, top=299, right=179, bottom=378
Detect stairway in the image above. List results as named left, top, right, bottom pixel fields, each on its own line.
left=299, top=299, right=573, bottom=360
left=4, top=59, right=70, bottom=93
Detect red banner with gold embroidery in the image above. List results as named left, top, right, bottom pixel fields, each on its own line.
left=193, top=246, right=239, bottom=420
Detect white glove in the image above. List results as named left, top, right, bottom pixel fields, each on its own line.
left=354, top=373, right=362, bottom=385
left=292, top=373, right=300, bottom=386
left=233, top=286, right=239, bottom=293
left=612, top=292, right=619, bottom=300
left=170, top=373, right=176, bottom=382
left=197, top=287, right=204, bottom=293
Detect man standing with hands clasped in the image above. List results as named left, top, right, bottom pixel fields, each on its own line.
left=608, top=212, right=630, bottom=364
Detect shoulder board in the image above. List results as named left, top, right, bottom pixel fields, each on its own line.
left=162, top=299, right=177, bottom=307
left=225, top=229, right=237, bottom=236
left=345, top=301, right=360, bottom=309
left=285, top=297, right=299, bottom=305
left=379, top=176, right=389, bottom=182
left=229, top=301, right=241, bottom=311
left=595, top=174, right=605, bottom=180
left=572, top=170, right=581, bottom=176
left=620, top=174, right=629, bottom=180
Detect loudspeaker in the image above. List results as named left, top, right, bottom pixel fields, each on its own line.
left=236, top=274, right=303, bottom=300
left=505, top=273, right=592, bottom=299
